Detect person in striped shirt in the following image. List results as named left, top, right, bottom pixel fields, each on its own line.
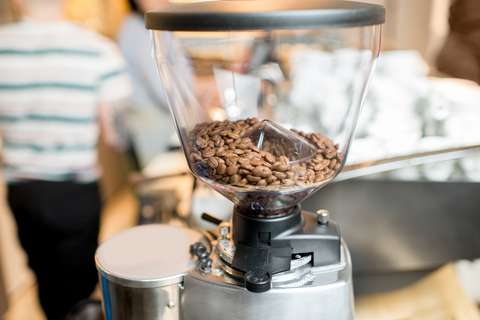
left=0, top=0, right=132, bottom=319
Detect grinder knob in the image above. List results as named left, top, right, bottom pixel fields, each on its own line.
left=244, top=270, right=272, bottom=293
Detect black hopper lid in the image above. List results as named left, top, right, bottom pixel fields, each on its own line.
left=146, top=0, right=385, bottom=31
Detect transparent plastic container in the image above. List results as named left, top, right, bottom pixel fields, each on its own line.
left=147, top=0, right=383, bottom=217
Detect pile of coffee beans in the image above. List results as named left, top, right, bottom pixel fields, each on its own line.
left=187, top=118, right=343, bottom=190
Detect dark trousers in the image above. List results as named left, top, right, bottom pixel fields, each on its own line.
left=8, top=181, right=101, bottom=320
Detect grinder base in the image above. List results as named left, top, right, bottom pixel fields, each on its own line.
left=184, top=239, right=354, bottom=320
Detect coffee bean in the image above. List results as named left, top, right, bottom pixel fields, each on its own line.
left=226, top=165, right=239, bottom=175
left=316, top=141, right=325, bottom=150
left=191, top=153, right=202, bottom=162
left=261, top=161, right=272, bottom=168
left=227, top=132, right=240, bottom=140
left=215, top=163, right=225, bottom=174
left=314, top=160, right=330, bottom=172
left=238, top=158, right=250, bottom=165
left=209, top=128, right=222, bottom=136
left=203, top=148, right=215, bottom=157
left=329, top=159, right=337, bottom=170
left=306, top=169, right=315, bottom=179
left=274, top=171, right=287, bottom=179
left=249, top=145, right=260, bottom=152
left=189, top=118, right=342, bottom=190
left=208, top=157, right=218, bottom=169
left=282, top=179, right=294, bottom=186
left=251, top=159, right=263, bottom=166
left=257, top=179, right=267, bottom=186
left=252, top=166, right=272, bottom=178
left=279, top=155, right=290, bottom=166
left=325, top=170, right=335, bottom=179
left=230, top=174, right=242, bottom=184
left=323, top=149, right=336, bottom=159
left=246, top=175, right=261, bottom=182
left=241, top=163, right=254, bottom=171
left=238, top=168, right=251, bottom=175
left=266, top=175, right=277, bottom=183
left=196, top=138, right=208, bottom=149
left=198, top=128, right=208, bottom=136
left=263, top=153, right=275, bottom=164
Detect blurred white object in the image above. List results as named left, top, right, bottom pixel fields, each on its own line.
left=418, top=137, right=456, bottom=181
left=455, top=259, right=480, bottom=304
left=430, top=78, right=480, bottom=145
left=375, top=50, right=430, bottom=78
left=387, top=167, right=421, bottom=181
left=142, top=151, right=189, bottom=178
left=214, top=67, right=260, bottom=121
left=460, top=156, right=480, bottom=182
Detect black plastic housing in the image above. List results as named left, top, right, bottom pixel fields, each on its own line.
left=231, top=206, right=341, bottom=292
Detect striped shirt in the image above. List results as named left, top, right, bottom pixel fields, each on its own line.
left=0, top=19, right=132, bottom=183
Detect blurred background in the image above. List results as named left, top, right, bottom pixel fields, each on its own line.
left=1, top=0, right=480, bottom=319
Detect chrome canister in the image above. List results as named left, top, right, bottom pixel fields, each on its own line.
left=95, top=224, right=207, bottom=320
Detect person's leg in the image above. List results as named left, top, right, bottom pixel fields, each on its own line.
left=8, top=181, right=101, bottom=320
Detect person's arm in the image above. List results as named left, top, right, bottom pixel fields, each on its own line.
left=99, top=100, right=129, bottom=151
left=96, top=41, right=133, bottom=150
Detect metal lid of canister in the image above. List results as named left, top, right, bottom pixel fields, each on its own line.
left=95, top=224, right=206, bottom=288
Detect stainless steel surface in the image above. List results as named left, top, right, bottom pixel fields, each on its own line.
left=95, top=225, right=207, bottom=288
left=183, top=241, right=354, bottom=320
left=99, top=276, right=182, bottom=320
left=95, top=225, right=208, bottom=320
left=336, top=144, right=480, bottom=181
left=96, top=266, right=187, bottom=289
left=301, top=179, right=480, bottom=295
left=317, top=210, right=330, bottom=224
left=219, top=224, right=229, bottom=239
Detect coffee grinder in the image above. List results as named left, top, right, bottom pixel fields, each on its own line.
left=95, top=1, right=384, bottom=319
